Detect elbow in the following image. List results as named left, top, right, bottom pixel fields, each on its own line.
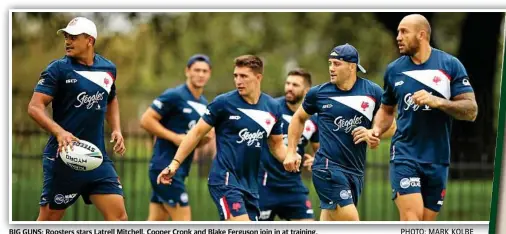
left=27, top=102, right=38, bottom=119
left=468, top=103, right=478, bottom=122
left=139, top=114, right=150, bottom=130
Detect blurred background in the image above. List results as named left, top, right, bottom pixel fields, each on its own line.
left=11, top=12, right=505, bottom=221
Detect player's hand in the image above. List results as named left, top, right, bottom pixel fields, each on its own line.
left=283, top=152, right=302, bottom=173
left=412, top=90, right=442, bottom=108
left=303, top=154, right=314, bottom=172
left=173, top=134, right=187, bottom=146
left=56, top=130, right=79, bottom=155
left=111, top=130, right=126, bottom=156
left=157, top=160, right=180, bottom=185
left=352, top=127, right=380, bottom=149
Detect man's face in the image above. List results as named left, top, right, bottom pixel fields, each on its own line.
left=328, top=58, right=353, bottom=85
left=284, top=75, right=308, bottom=104
left=186, top=61, right=211, bottom=89
left=64, top=32, right=93, bottom=57
left=234, top=66, right=261, bottom=96
left=397, top=21, right=421, bottom=56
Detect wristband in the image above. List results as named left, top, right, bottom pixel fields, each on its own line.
left=173, top=159, right=181, bottom=165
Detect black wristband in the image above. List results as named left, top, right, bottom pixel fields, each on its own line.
left=173, top=159, right=181, bottom=164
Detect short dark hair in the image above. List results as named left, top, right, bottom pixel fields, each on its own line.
left=234, top=55, right=264, bottom=74
left=287, top=68, right=312, bottom=86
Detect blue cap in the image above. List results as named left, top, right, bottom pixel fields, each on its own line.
left=187, top=54, right=212, bottom=68
left=328, top=43, right=366, bottom=73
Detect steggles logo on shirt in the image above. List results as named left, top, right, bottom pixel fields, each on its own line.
left=237, top=128, right=265, bottom=146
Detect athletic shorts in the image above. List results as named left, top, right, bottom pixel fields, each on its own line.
left=149, top=169, right=189, bottom=207
left=258, top=186, right=313, bottom=221
left=390, top=160, right=449, bottom=212
left=312, top=167, right=363, bottom=210
left=39, top=156, right=124, bottom=210
left=208, top=184, right=259, bottom=221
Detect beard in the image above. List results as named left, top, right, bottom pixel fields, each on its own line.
left=401, top=38, right=421, bottom=56
left=285, top=92, right=304, bottom=105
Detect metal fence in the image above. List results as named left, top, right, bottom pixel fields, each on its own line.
left=11, top=92, right=494, bottom=221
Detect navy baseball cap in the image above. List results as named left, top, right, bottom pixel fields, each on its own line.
left=187, top=54, right=212, bottom=68
left=328, top=43, right=366, bottom=73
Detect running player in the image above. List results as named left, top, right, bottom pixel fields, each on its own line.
left=158, top=55, right=292, bottom=221
left=140, top=54, right=214, bottom=221
left=258, top=68, right=319, bottom=221
left=284, top=43, right=396, bottom=221
left=371, top=14, right=478, bottom=221
left=27, top=17, right=127, bottom=221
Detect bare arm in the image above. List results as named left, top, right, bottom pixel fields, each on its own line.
left=379, top=117, right=397, bottom=139
left=172, top=119, right=213, bottom=164
left=268, top=134, right=287, bottom=163
left=287, top=106, right=311, bottom=155
left=106, top=96, right=121, bottom=132
left=27, top=92, right=64, bottom=136
left=437, top=92, right=478, bottom=121
left=140, top=107, right=184, bottom=145
left=372, top=104, right=396, bottom=137
left=28, top=92, right=78, bottom=153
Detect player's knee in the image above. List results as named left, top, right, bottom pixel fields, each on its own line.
left=38, top=206, right=65, bottom=221
left=400, top=208, right=423, bottom=221
left=104, top=210, right=128, bottom=221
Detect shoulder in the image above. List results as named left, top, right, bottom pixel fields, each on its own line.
left=385, top=56, right=409, bottom=73
left=275, top=96, right=285, bottom=104
left=95, top=54, right=117, bottom=69
left=360, top=78, right=382, bottom=91
left=159, top=86, right=182, bottom=101
left=434, top=48, right=463, bottom=67
left=212, top=90, right=236, bottom=104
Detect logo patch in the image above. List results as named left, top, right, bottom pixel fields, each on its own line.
left=229, top=115, right=241, bottom=120
left=183, top=108, right=192, bottom=114
left=180, top=192, right=189, bottom=203
left=153, top=99, right=163, bottom=109
left=395, top=81, right=404, bottom=87
left=400, top=177, right=421, bottom=189
left=340, top=190, right=352, bottom=200
left=66, top=79, right=77, bottom=84
left=333, top=115, right=363, bottom=133
left=323, top=104, right=333, bottom=109
left=463, top=79, right=471, bottom=86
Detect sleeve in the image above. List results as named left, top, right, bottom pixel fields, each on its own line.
left=373, top=84, right=385, bottom=117
left=380, top=66, right=397, bottom=106
left=34, top=61, right=60, bottom=97
left=301, top=86, right=319, bottom=115
left=309, top=114, right=319, bottom=143
left=108, top=67, right=117, bottom=103
left=270, top=102, right=283, bottom=136
left=150, top=90, right=178, bottom=117
left=449, top=57, right=474, bottom=99
left=201, top=95, right=224, bottom=127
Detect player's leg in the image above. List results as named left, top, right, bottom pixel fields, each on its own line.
left=390, top=161, right=424, bottom=221
left=420, top=163, right=449, bottom=221
left=148, top=169, right=192, bottom=221
left=312, top=168, right=359, bottom=221
left=147, top=202, right=170, bottom=221
left=37, top=157, right=79, bottom=221
left=147, top=189, right=171, bottom=221
left=208, top=185, right=251, bottom=221
left=88, top=193, right=128, bottom=221
left=83, top=163, right=127, bottom=221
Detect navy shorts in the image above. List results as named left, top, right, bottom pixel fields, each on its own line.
left=40, top=156, right=124, bottom=210
left=312, top=166, right=363, bottom=210
left=208, top=184, right=259, bottom=221
left=149, top=169, right=189, bottom=207
left=390, top=160, right=449, bottom=212
left=258, top=186, right=314, bottom=221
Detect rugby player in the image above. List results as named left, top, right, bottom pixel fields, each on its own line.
left=371, top=14, right=478, bottom=221
left=140, top=54, right=214, bottom=221
left=28, top=17, right=127, bottom=221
